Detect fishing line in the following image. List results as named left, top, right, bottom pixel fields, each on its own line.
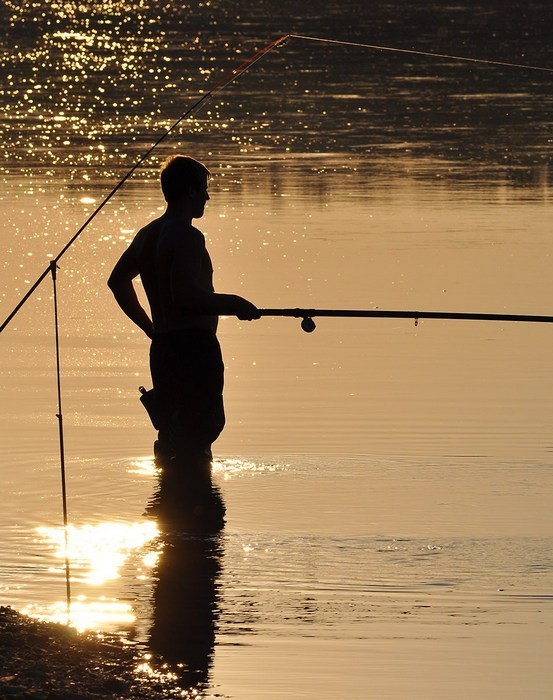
left=289, top=33, right=553, bottom=74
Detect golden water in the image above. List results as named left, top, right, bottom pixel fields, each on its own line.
left=1, top=2, right=552, bottom=697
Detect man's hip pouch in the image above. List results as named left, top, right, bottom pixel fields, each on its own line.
left=139, top=386, right=162, bottom=430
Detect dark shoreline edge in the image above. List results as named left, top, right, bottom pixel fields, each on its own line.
left=0, top=606, right=183, bottom=699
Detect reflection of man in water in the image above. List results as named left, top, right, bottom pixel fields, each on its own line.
left=108, top=155, right=259, bottom=472
left=148, top=528, right=224, bottom=689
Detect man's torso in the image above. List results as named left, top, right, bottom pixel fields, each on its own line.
left=132, top=216, right=217, bottom=334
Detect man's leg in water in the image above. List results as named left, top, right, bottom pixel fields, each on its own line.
left=150, top=329, right=225, bottom=479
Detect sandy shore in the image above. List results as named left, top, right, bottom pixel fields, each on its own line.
left=0, top=606, right=183, bottom=699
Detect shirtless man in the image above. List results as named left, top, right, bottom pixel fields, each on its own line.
left=108, top=155, right=259, bottom=469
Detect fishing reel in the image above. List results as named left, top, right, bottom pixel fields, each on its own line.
left=301, top=316, right=316, bottom=333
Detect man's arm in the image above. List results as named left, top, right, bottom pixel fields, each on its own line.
left=107, top=246, right=154, bottom=338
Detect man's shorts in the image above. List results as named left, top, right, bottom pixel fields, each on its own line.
left=150, top=329, right=225, bottom=449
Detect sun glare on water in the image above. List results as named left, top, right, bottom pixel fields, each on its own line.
left=37, top=520, right=160, bottom=585
left=25, top=596, right=136, bottom=632
left=29, top=520, right=160, bottom=630
left=213, top=457, right=287, bottom=479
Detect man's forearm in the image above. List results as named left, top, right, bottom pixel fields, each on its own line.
left=179, top=289, right=259, bottom=320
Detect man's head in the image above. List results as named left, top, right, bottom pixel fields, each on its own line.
left=160, top=155, right=211, bottom=207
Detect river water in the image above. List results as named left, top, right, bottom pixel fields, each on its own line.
left=1, top=1, right=552, bottom=698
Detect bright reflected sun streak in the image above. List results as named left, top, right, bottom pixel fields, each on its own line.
left=128, top=456, right=157, bottom=476
left=213, top=457, right=286, bottom=479
left=37, top=521, right=159, bottom=585
left=23, top=597, right=136, bottom=632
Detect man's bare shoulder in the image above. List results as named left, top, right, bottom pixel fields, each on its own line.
left=131, top=216, right=164, bottom=247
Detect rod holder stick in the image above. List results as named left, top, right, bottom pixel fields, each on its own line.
left=50, top=261, right=71, bottom=619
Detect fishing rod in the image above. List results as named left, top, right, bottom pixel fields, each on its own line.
left=259, top=308, right=553, bottom=333
left=0, top=34, right=289, bottom=334
left=2, top=33, right=552, bottom=333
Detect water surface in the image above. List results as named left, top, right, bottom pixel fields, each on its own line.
left=1, top=2, right=552, bottom=698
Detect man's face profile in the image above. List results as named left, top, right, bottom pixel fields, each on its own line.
left=190, top=177, right=210, bottom=219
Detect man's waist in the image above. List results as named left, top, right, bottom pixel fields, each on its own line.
left=152, top=316, right=218, bottom=336
left=153, top=326, right=216, bottom=338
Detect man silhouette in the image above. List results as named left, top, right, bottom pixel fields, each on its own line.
left=108, top=155, right=259, bottom=473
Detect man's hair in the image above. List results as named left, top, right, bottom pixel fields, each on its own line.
left=160, top=155, right=211, bottom=203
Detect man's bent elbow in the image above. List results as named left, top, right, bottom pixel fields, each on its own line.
left=107, top=269, right=124, bottom=294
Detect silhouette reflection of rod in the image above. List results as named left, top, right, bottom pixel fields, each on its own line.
left=146, top=454, right=225, bottom=691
